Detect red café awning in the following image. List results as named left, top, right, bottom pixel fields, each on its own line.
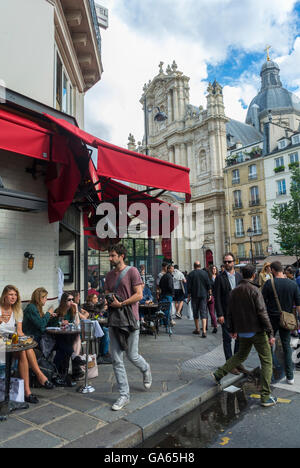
left=44, top=114, right=191, bottom=202
left=85, top=161, right=179, bottom=238
left=0, top=108, right=51, bottom=161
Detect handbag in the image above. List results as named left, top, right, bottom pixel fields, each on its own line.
left=0, top=378, right=24, bottom=402
left=271, top=277, right=298, bottom=331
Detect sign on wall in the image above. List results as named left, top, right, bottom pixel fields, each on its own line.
left=95, top=4, right=109, bottom=29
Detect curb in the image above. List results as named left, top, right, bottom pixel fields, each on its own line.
left=63, top=373, right=243, bottom=448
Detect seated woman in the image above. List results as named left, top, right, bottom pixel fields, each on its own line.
left=48, top=292, right=78, bottom=384
left=23, top=287, right=57, bottom=345
left=140, top=283, right=154, bottom=305
left=0, top=285, right=54, bottom=405
left=83, top=294, right=112, bottom=365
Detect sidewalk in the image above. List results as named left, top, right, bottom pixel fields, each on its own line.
left=0, top=319, right=256, bottom=448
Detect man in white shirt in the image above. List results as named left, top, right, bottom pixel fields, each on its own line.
left=173, top=265, right=187, bottom=319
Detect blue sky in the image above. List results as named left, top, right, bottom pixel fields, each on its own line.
left=86, top=0, right=300, bottom=147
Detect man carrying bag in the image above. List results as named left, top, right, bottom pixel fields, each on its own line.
left=262, top=261, right=300, bottom=385
left=105, top=244, right=152, bottom=411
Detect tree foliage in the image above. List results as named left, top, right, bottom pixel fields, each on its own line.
left=271, top=167, right=300, bottom=258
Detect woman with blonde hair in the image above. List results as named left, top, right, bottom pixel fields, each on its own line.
left=259, top=262, right=272, bottom=288
left=0, top=285, right=54, bottom=404
left=23, top=287, right=57, bottom=343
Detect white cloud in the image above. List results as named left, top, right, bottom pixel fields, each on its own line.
left=85, top=0, right=300, bottom=147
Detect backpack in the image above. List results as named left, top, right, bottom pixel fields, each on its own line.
left=30, top=357, right=59, bottom=388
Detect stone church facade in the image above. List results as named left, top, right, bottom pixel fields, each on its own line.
left=128, top=62, right=229, bottom=271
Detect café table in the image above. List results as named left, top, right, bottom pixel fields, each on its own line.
left=0, top=340, right=37, bottom=420
left=46, top=327, right=81, bottom=386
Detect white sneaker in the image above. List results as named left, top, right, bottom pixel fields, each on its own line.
left=286, top=378, right=295, bottom=385
left=112, top=396, right=130, bottom=411
left=143, top=367, right=152, bottom=390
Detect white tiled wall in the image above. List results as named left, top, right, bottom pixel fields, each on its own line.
left=0, top=150, right=59, bottom=307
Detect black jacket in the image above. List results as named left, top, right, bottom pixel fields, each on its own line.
left=159, top=272, right=174, bottom=297
left=187, top=269, right=211, bottom=299
left=227, top=280, right=274, bottom=338
left=214, top=270, right=242, bottom=320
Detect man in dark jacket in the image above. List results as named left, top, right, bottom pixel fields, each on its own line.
left=187, top=262, right=212, bottom=337
left=213, top=264, right=276, bottom=408
left=159, top=264, right=175, bottom=329
left=214, top=253, right=242, bottom=368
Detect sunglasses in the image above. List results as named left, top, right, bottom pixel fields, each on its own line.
left=224, top=260, right=234, bottom=264
left=67, top=298, right=74, bottom=302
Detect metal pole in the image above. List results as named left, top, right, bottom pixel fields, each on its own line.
left=144, top=96, right=149, bottom=156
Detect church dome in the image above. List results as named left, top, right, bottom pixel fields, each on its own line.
left=246, top=60, right=300, bottom=127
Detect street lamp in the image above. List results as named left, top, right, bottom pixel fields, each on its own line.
left=247, top=228, right=255, bottom=265
left=144, top=96, right=168, bottom=156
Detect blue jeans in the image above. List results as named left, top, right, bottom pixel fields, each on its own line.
left=99, top=326, right=110, bottom=356
left=160, top=295, right=173, bottom=324
left=222, top=323, right=239, bottom=361
left=270, top=317, right=294, bottom=381
left=109, top=325, right=149, bottom=398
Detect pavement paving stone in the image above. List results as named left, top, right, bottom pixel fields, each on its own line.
left=63, top=419, right=142, bottom=449
left=0, top=417, right=32, bottom=443
left=43, top=412, right=102, bottom=442
left=0, top=429, right=63, bottom=448
left=16, top=403, right=72, bottom=426
left=53, top=394, right=105, bottom=413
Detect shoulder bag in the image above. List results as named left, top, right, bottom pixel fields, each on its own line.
left=271, top=277, right=298, bottom=331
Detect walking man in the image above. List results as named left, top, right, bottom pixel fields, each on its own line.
left=187, top=262, right=212, bottom=338
left=105, top=244, right=152, bottom=411
left=215, top=253, right=242, bottom=371
left=262, top=261, right=300, bottom=385
left=213, top=265, right=277, bottom=407
left=159, top=264, right=175, bottom=331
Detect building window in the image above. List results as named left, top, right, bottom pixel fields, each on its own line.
left=248, top=164, right=257, bottom=180
left=278, top=140, right=287, bottom=150
left=237, top=244, right=245, bottom=258
left=56, top=53, right=63, bottom=111
left=55, top=50, right=73, bottom=115
left=275, top=156, right=284, bottom=168
left=252, top=215, right=262, bottom=235
left=232, top=169, right=240, bottom=184
left=235, top=218, right=244, bottom=237
left=249, top=186, right=260, bottom=206
left=277, top=179, right=287, bottom=196
left=254, top=241, right=264, bottom=256
left=292, top=134, right=300, bottom=145
left=233, top=190, right=242, bottom=208
left=289, top=152, right=299, bottom=164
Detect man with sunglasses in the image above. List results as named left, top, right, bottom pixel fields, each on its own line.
left=215, top=253, right=242, bottom=372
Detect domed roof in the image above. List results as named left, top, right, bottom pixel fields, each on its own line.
left=246, top=60, right=300, bottom=126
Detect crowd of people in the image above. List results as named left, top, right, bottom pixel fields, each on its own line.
left=1, top=244, right=300, bottom=412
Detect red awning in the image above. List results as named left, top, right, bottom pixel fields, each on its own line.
left=0, top=108, right=51, bottom=161
left=44, top=113, right=191, bottom=201
left=84, top=175, right=178, bottom=239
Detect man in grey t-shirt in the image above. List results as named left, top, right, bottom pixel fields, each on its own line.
left=105, top=244, right=152, bottom=411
